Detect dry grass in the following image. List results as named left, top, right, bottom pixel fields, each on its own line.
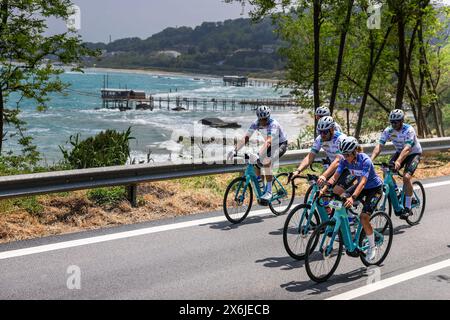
left=0, top=152, right=449, bottom=244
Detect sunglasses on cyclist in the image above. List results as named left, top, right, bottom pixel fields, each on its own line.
left=390, top=120, right=402, bottom=125
left=342, top=152, right=354, bottom=158
left=319, top=129, right=330, bottom=135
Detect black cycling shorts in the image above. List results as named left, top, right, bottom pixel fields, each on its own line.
left=345, top=184, right=383, bottom=215
left=261, top=141, right=288, bottom=160
left=335, top=168, right=357, bottom=190
left=389, top=152, right=421, bottom=176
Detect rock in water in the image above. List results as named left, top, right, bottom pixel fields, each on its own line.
left=200, top=117, right=241, bottom=128
left=172, top=106, right=187, bottom=111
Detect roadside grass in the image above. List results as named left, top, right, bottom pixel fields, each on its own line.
left=0, top=151, right=449, bottom=243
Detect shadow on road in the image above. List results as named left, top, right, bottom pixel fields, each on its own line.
left=280, top=267, right=367, bottom=296
left=202, top=214, right=278, bottom=231
left=433, top=275, right=450, bottom=283
left=268, top=227, right=284, bottom=236
left=393, top=224, right=412, bottom=235
left=255, top=256, right=304, bottom=271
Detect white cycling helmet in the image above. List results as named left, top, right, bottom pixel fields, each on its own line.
left=389, top=109, right=405, bottom=121
left=339, top=136, right=359, bottom=154
left=315, top=106, right=331, bottom=117
left=256, top=105, right=271, bottom=119
left=317, top=116, right=335, bottom=131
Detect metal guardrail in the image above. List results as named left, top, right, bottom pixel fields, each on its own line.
left=0, top=137, right=449, bottom=206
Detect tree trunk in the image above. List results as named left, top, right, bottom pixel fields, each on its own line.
left=395, top=14, right=407, bottom=110
left=0, top=88, right=4, bottom=153
left=313, top=0, right=321, bottom=135
left=329, top=0, right=354, bottom=114
left=355, top=68, right=375, bottom=139
left=354, top=23, right=393, bottom=139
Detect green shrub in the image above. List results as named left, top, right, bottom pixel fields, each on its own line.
left=60, top=127, right=134, bottom=169
left=13, top=197, right=44, bottom=215
left=87, top=187, right=127, bottom=206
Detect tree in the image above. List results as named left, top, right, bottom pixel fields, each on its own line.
left=0, top=0, right=98, bottom=154
left=227, top=0, right=449, bottom=141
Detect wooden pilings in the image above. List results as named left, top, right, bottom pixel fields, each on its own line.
left=101, top=96, right=298, bottom=112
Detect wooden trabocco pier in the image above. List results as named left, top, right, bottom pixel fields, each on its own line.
left=100, top=89, right=298, bottom=112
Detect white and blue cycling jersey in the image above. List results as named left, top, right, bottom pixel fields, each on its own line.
left=379, top=124, right=422, bottom=154
left=247, top=118, right=288, bottom=144
left=337, top=152, right=383, bottom=189
left=334, top=122, right=343, bottom=132
left=311, top=131, right=347, bottom=161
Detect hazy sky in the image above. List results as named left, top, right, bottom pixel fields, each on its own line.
left=47, top=0, right=450, bottom=43
left=47, top=0, right=249, bottom=43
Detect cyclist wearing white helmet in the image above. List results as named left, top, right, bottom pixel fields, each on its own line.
left=228, top=105, right=288, bottom=203
left=321, top=136, right=384, bottom=262
left=292, top=116, right=355, bottom=192
left=315, top=106, right=343, bottom=132
left=371, top=109, right=422, bottom=219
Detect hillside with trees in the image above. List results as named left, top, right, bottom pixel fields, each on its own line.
left=84, top=18, right=286, bottom=75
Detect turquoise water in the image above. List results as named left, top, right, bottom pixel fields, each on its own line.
left=5, top=68, right=308, bottom=164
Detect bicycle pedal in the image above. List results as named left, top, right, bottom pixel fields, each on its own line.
left=258, top=199, right=269, bottom=206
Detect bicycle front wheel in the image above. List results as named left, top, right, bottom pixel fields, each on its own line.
left=406, top=181, right=426, bottom=226
left=223, top=177, right=253, bottom=224
left=359, top=211, right=393, bottom=267
left=269, top=172, right=295, bottom=216
left=283, top=204, right=320, bottom=260
left=305, top=220, right=343, bottom=283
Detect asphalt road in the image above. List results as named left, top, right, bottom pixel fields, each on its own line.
left=0, top=175, right=449, bottom=300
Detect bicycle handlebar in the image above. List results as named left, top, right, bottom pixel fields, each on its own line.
left=309, top=158, right=331, bottom=172
left=374, top=162, right=404, bottom=177
left=288, top=172, right=319, bottom=184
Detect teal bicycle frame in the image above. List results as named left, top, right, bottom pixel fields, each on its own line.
left=295, top=182, right=332, bottom=236
left=322, top=199, right=380, bottom=256
left=376, top=163, right=422, bottom=215
left=235, top=161, right=288, bottom=204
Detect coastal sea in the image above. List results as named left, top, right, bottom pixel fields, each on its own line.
left=4, top=68, right=310, bottom=165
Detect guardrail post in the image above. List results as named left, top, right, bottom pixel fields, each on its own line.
left=127, top=184, right=138, bottom=208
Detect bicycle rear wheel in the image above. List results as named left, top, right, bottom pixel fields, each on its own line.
left=359, top=211, right=393, bottom=267
left=283, top=204, right=320, bottom=260
left=406, top=181, right=426, bottom=226
left=269, top=172, right=295, bottom=215
left=305, top=220, right=343, bottom=283
left=223, top=177, right=253, bottom=224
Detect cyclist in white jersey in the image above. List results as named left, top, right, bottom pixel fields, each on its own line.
left=371, top=109, right=422, bottom=219
left=315, top=106, right=343, bottom=132
left=292, top=116, right=355, bottom=193
left=228, top=105, right=288, bottom=203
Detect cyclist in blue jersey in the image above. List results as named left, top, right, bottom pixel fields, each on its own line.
left=292, top=116, right=355, bottom=192
left=371, top=109, right=422, bottom=219
left=321, top=136, right=384, bottom=261
left=315, top=106, right=343, bottom=132
left=228, top=105, right=289, bottom=203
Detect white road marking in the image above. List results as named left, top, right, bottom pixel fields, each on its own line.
left=0, top=206, right=285, bottom=260
left=327, top=259, right=450, bottom=300
left=422, top=180, right=450, bottom=189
